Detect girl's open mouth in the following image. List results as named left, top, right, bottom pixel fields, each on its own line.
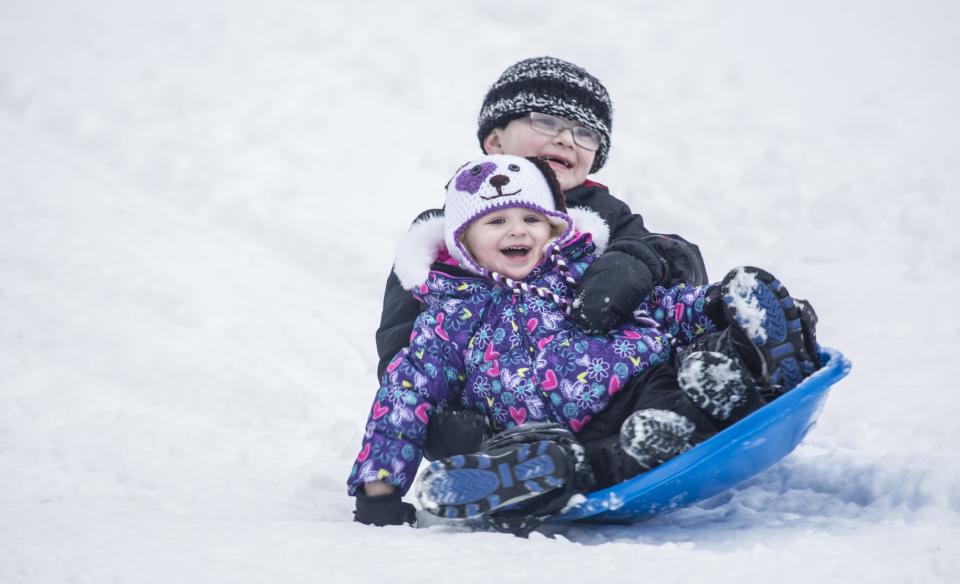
left=500, top=246, right=530, bottom=259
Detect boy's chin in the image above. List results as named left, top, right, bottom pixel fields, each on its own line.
left=555, top=171, right=587, bottom=191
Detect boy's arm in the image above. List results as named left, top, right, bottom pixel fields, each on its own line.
left=605, top=197, right=708, bottom=285
left=642, top=233, right=709, bottom=287
left=572, top=196, right=707, bottom=333
left=375, top=270, right=422, bottom=378
left=374, top=208, right=444, bottom=379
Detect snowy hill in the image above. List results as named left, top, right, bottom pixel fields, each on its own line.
left=1, top=1, right=958, bottom=582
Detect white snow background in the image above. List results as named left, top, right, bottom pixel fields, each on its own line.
left=2, top=0, right=959, bottom=582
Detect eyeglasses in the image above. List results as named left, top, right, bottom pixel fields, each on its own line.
left=527, top=112, right=601, bottom=151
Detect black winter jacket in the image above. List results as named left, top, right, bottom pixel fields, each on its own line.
left=374, top=181, right=707, bottom=378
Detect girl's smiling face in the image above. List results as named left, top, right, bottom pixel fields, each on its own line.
left=462, top=207, right=555, bottom=279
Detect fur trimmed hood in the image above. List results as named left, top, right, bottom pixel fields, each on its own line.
left=393, top=206, right=610, bottom=291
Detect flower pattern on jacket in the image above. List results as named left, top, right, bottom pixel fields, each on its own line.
left=347, top=234, right=714, bottom=495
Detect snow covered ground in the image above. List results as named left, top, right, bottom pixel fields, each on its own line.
left=2, top=0, right=959, bottom=582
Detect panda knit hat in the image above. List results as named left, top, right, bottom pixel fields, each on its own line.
left=477, top=56, right=613, bottom=174
left=445, top=154, right=574, bottom=276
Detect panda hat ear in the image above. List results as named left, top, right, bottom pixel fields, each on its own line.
left=443, top=160, right=471, bottom=191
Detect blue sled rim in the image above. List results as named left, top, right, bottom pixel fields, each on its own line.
left=550, top=347, right=852, bottom=523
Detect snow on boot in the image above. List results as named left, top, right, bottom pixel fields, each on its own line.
left=720, top=266, right=816, bottom=395
left=415, top=423, right=588, bottom=521
left=619, top=409, right=696, bottom=471
left=677, top=349, right=753, bottom=421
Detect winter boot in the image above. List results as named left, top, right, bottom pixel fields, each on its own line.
left=718, top=266, right=818, bottom=397
left=677, top=338, right=757, bottom=421
left=619, top=409, right=697, bottom=471
left=795, top=298, right=822, bottom=371
left=423, top=407, right=493, bottom=461
left=415, top=422, right=593, bottom=521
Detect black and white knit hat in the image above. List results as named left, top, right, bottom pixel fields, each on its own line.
left=445, top=154, right=574, bottom=275
left=478, top=56, right=613, bottom=174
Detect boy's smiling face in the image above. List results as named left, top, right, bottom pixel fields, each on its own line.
left=483, top=115, right=597, bottom=191
left=462, top=207, right=555, bottom=280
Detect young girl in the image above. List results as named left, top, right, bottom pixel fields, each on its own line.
left=349, top=154, right=819, bottom=530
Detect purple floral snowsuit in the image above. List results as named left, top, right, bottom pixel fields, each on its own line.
left=347, top=234, right=715, bottom=495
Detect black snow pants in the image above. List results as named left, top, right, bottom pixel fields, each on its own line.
left=577, top=361, right=762, bottom=488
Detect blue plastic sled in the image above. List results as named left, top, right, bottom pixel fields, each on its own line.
left=550, top=348, right=852, bottom=524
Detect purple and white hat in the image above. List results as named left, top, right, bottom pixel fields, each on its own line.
left=445, top=154, right=574, bottom=275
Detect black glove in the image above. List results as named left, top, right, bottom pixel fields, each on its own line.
left=424, top=407, right=492, bottom=461
left=572, top=248, right=658, bottom=334
left=643, top=234, right=708, bottom=287
left=353, top=489, right=416, bottom=527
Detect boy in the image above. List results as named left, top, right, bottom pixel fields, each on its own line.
left=375, top=57, right=709, bottom=459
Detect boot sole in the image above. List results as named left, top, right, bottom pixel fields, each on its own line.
left=619, top=409, right=695, bottom=469
left=721, top=267, right=815, bottom=392
left=416, top=441, right=568, bottom=519
left=677, top=350, right=751, bottom=420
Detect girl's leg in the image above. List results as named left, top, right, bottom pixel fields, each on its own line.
left=635, top=283, right=720, bottom=345
left=581, top=359, right=765, bottom=488
left=663, top=266, right=820, bottom=397
left=710, top=266, right=819, bottom=394
left=580, top=363, right=721, bottom=488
